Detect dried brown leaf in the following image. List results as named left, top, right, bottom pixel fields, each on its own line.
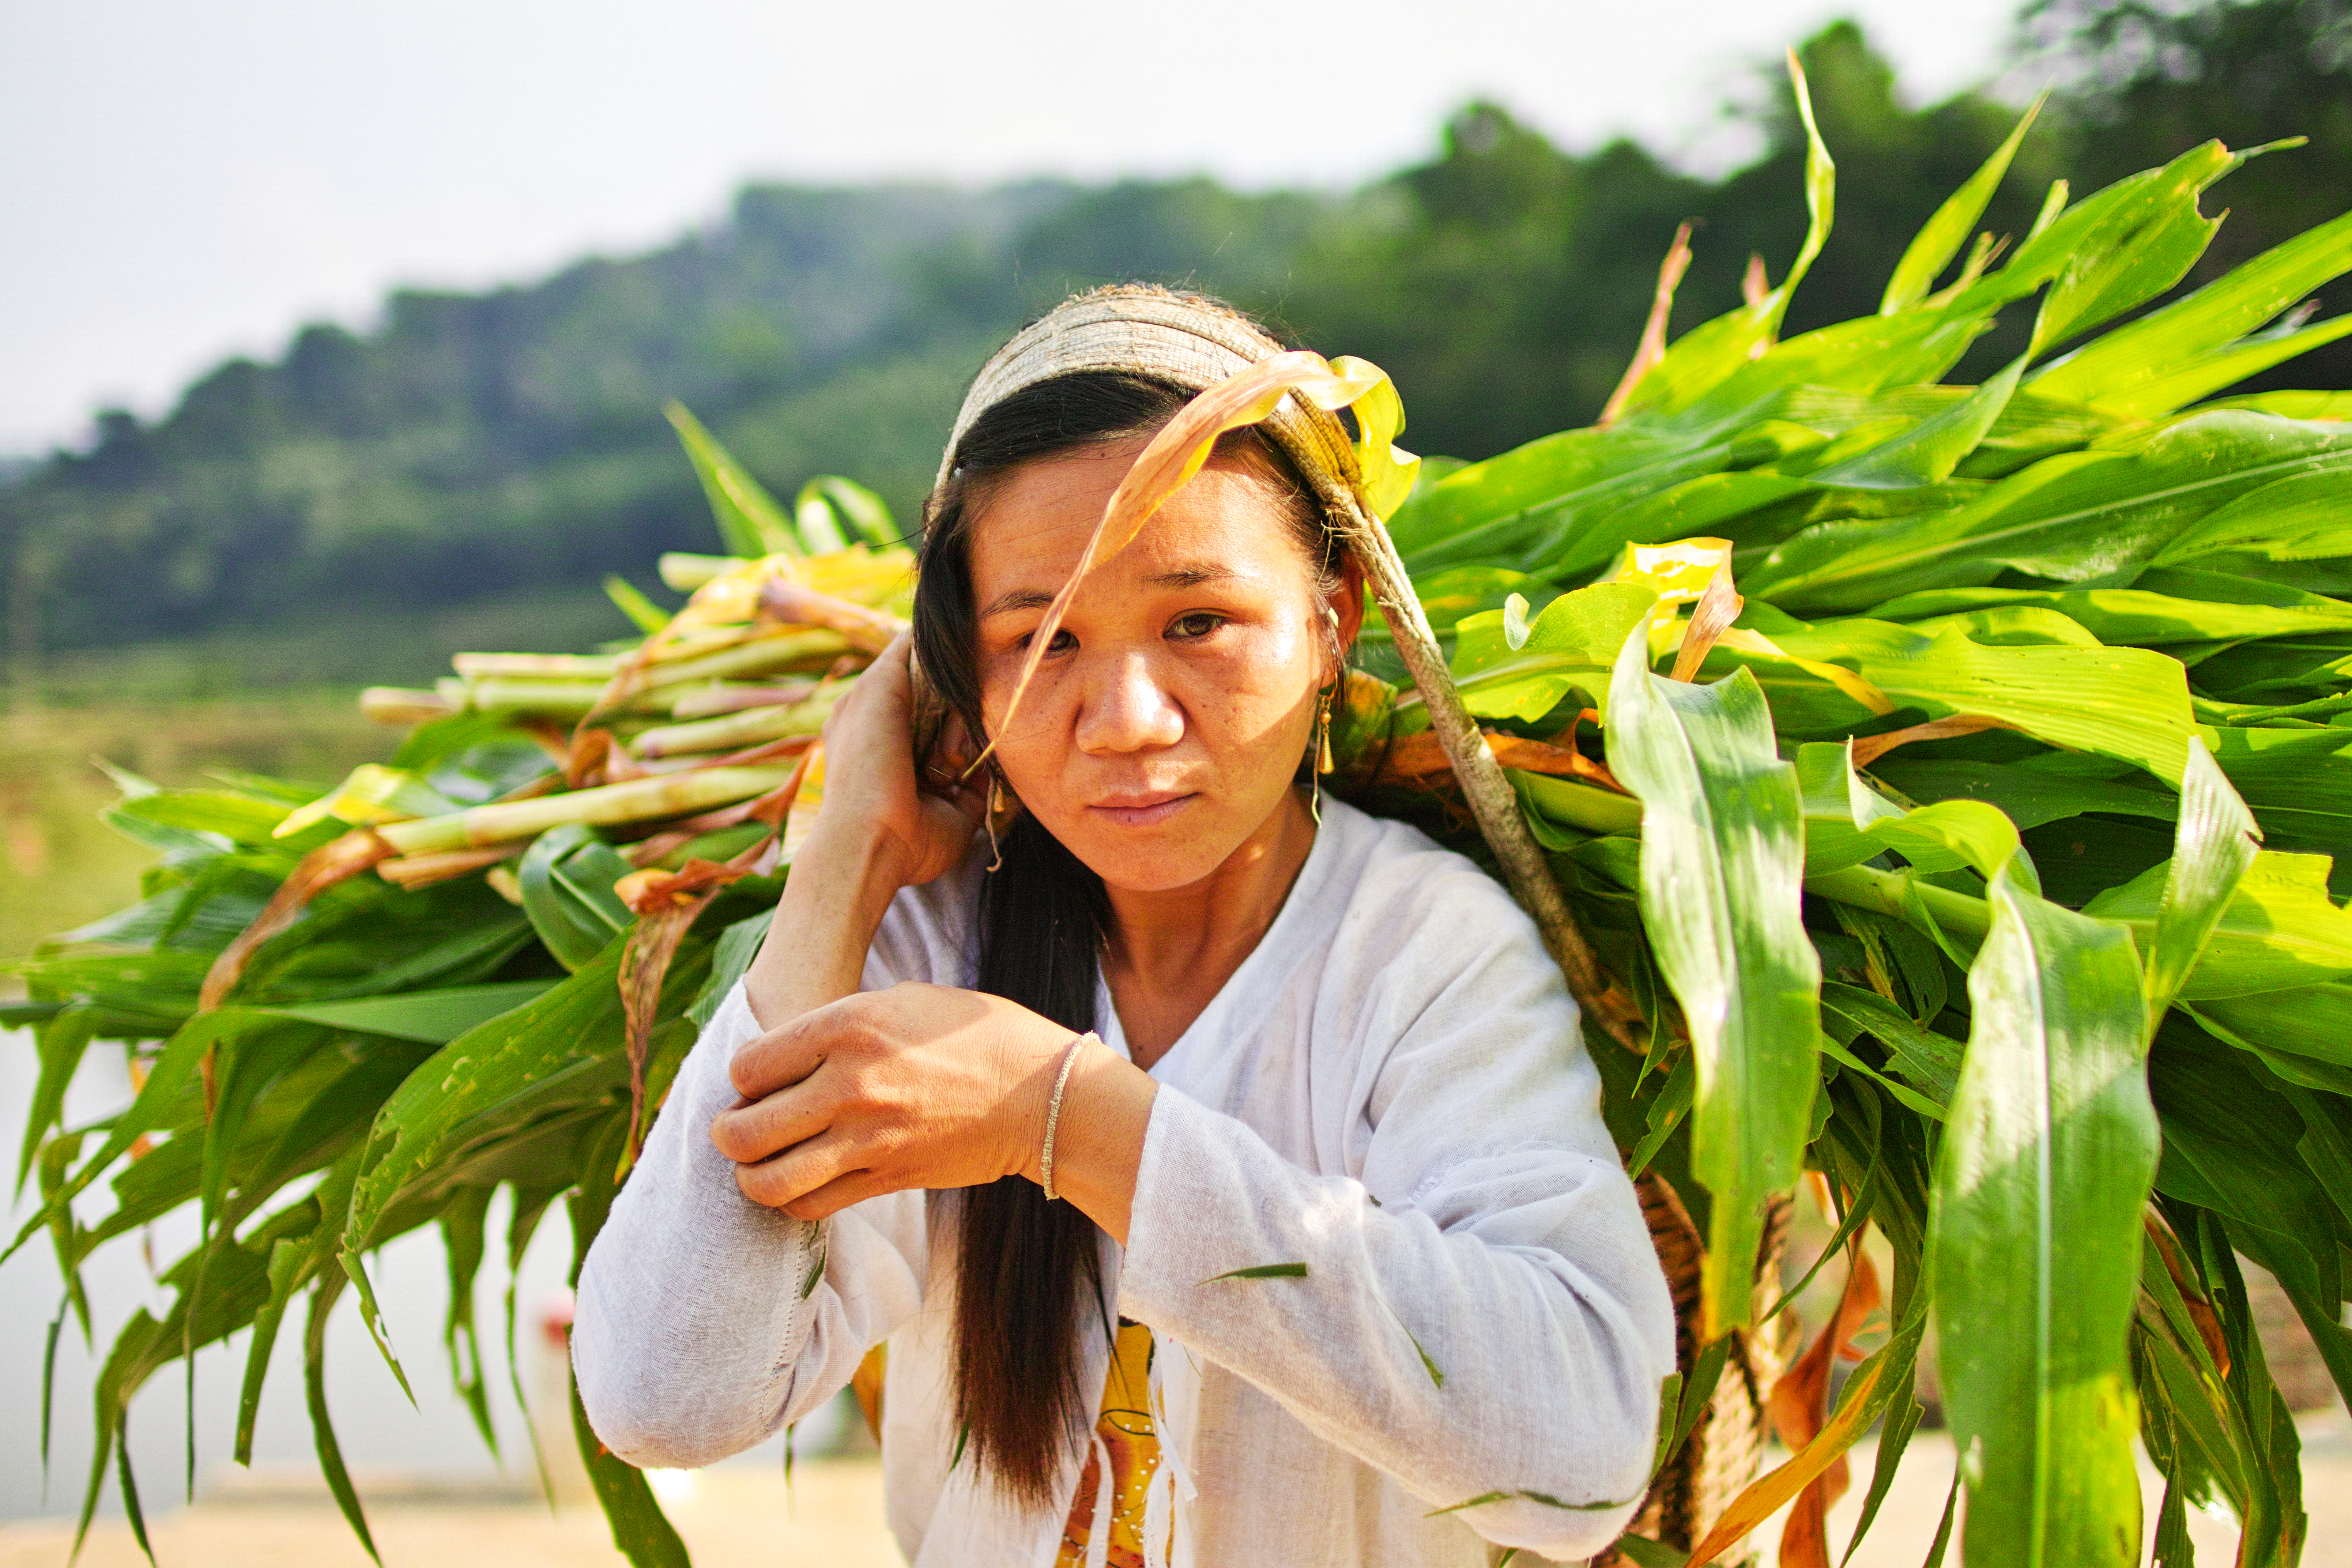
left=201, top=829, right=397, bottom=1014
left=1371, top=729, right=1628, bottom=795
left=1848, top=714, right=2013, bottom=768
left=1599, top=222, right=1696, bottom=428
left=614, top=753, right=811, bottom=1165
left=1758, top=1245, right=1883, bottom=1568
left=1671, top=566, right=1746, bottom=683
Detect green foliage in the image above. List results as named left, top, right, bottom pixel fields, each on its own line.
left=517, top=826, right=635, bottom=971
left=1605, top=649, right=1820, bottom=1336
left=1931, top=861, right=2156, bottom=1567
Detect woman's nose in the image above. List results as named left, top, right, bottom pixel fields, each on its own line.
left=1075, top=652, right=1185, bottom=755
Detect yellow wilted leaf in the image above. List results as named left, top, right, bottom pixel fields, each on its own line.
left=275, top=765, right=458, bottom=839
left=1327, top=355, right=1421, bottom=520
left=1601, top=535, right=1896, bottom=715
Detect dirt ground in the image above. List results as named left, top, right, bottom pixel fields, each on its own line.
left=9, top=1412, right=2348, bottom=1568
left=0, top=1462, right=899, bottom=1568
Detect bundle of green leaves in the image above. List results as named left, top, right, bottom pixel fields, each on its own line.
left=9, top=66, right=2351, bottom=1568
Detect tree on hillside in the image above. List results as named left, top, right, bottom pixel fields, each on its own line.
left=3, top=9, right=2343, bottom=677
left=1280, top=103, right=1707, bottom=460
left=1283, top=24, right=2059, bottom=452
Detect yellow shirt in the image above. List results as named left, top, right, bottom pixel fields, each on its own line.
left=1055, top=1319, right=1164, bottom=1568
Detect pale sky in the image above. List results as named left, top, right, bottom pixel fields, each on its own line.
left=0, top=0, right=2022, bottom=455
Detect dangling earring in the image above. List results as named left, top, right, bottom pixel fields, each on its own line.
left=985, top=767, right=1006, bottom=873
left=1317, top=681, right=1337, bottom=776
left=1309, top=680, right=1336, bottom=825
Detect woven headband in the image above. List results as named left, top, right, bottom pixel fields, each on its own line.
left=934, top=284, right=1368, bottom=530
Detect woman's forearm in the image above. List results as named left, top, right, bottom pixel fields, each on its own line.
left=576, top=990, right=849, bottom=1467
left=742, top=820, right=907, bottom=1031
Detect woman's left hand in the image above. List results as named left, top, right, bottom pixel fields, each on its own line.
left=710, top=983, right=1079, bottom=1220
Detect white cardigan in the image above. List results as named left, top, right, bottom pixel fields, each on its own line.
left=574, top=798, right=1675, bottom=1566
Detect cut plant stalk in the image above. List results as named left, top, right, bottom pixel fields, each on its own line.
left=376, top=767, right=794, bottom=856
left=630, top=685, right=842, bottom=759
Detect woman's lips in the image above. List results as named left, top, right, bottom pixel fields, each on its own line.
left=1086, top=792, right=1197, bottom=828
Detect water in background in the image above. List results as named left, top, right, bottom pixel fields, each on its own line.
left=1, top=698, right=388, bottom=967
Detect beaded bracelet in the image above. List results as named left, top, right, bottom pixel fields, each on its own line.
left=1039, top=1032, right=1096, bottom=1202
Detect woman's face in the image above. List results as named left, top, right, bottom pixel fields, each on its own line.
left=967, top=435, right=1363, bottom=895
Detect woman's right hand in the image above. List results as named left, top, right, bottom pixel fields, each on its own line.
left=807, top=631, right=986, bottom=890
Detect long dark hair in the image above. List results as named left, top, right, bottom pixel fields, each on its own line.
left=911, top=365, right=1334, bottom=1506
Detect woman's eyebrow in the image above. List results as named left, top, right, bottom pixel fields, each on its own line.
left=980, top=564, right=1240, bottom=618
left=978, top=587, right=1057, bottom=618
left=1149, top=564, right=1241, bottom=589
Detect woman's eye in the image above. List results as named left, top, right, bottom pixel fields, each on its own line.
left=1017, top=627, right=1077, bottom=655
left=1169, top=612, right=1224, bottom=641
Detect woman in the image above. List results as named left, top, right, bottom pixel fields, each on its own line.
left=574, top=286, right=1675, bottom=1567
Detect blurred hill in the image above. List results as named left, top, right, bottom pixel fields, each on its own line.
left=3, top=3, right=2345, bottom=687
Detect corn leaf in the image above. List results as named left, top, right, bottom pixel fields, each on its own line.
left=344, top=943, right=631, bottom=1258
left=665, top=401, right=798, bottom=558
left=604, top=575, right=671, bottom=635
left=2084, top=850, right=2352, bottom=998
left=2191, top=980, right=2352, bottom=1073
left=2143, top=738, right=2264, bottom=1023
left=1941, top=168, right=2147, bottom=318
left=1605, top=633, right=1820, bottom=1334
left=2097, top=312, right=2352, bottom=420
left=688, top=911, right=768, bottom=1029
left=1868, top=756, right=2177, bottom=831
left=114, top=788, right=299, bottom=848
left=1450, top=582, right=1657, bottom=721
left=1931, top=857, right=2156, bottom=1568
left=519, top=825, right=636, bottom=972
left=2156, top=468, right=2352, bottom=567
left=2150, top=1026, right=2352, bottom=1410
left=1796, top=741, right=2026, bottom=881
left=1810, top=353, right=2029, bottom=491
left=1749, top=411, right=2352, bottom=612
left=2033, top=209, right=2352, bottom=413
left=304, top=1271, right=382, bottom=1564
left=253, top=981, right=561, bottom=1043
left=2030, top=140, right=2232, bottom=358
left=1720, top=617, right=2197, bottom=786
left=438, top=1184, right=499, bottom=1454
left=1820, top=984, right=1962, bottom=1107
left=795, top=475, right=899, bottom=549
left=1386, top=424, right=1683, bottom=570
left=1881, top=96, right=2044, bottom=315
left=1202, top=1262, right=1310, bottom=1282
left=2203, top=724, right=2352, bottom=850
left=1871, top=576, right=2352, bottom=644
left=16, top=1006, right=96, bottom=1195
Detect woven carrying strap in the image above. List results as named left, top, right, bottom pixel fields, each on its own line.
left=934, top=284, right=1366, bottom=529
